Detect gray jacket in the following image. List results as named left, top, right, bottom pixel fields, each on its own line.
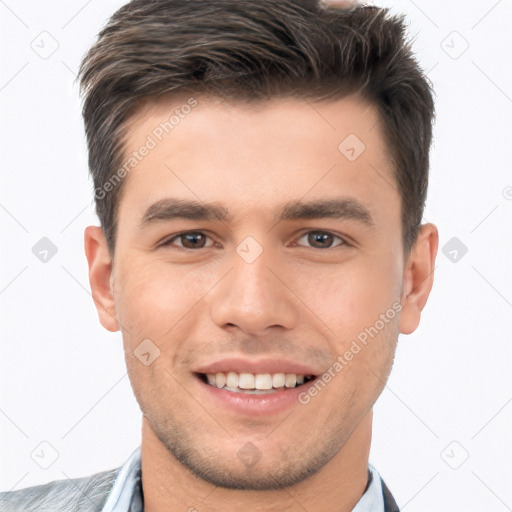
left=0, top=468, right=119, bottom=511
left=0, top=463, right=400, bottom=511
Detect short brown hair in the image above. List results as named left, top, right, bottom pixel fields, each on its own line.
left=79, top=0, right=434, bottom=257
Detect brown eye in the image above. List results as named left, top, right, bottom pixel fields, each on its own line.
left=297, top=231, right=345, bottom=249
left=180, top=233, right=207, bottom=248
left=161, top=232, right=213, bottom=249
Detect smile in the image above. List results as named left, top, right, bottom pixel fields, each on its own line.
left=198, top=371, right=316, bottom=394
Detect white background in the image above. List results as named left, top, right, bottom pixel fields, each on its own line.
left=1, top=0, right=511, bottom=510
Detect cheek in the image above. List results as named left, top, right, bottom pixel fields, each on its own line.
left=113, top=259, right=211, bottom=340
left=296, top=255, right=401, bottom=338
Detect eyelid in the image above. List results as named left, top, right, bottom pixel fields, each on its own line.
left=293, top=230, right=348, bottom=249
left=159, top=230, right=216, bottom=249
left=159, top=229, right=350, bottom=250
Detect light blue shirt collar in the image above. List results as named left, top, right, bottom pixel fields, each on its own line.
left=102, top=447, right=385, bottom=512
left=102, top=447, right=143, bottom=512
left=353, top=464, right=385, bottom=512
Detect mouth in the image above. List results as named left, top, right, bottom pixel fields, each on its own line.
left=195, top=371, right=317, bottom=395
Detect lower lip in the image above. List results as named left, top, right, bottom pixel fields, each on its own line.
left=195, top=375, right=316, bottom=416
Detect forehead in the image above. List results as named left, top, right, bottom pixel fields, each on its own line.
left=118, top=94, right=399, bottom=225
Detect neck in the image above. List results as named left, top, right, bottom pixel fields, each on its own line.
left=140, top=410, right=373, bottom=512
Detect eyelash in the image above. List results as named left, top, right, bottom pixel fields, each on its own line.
left=159, top=230, right=348, bottom=250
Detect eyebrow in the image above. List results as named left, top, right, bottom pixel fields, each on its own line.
left=139, top=197, right=374, bottom=227
left=278, top=198, right=374, bottom=225
left=140, top=199, right=231, bottom=226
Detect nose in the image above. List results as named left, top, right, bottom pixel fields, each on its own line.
left=210, top=246, right=299, bottom=336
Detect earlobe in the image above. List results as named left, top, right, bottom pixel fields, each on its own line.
left=398, top=223, right=439, bottom=335
left=84, top=226, right=120, bottom=332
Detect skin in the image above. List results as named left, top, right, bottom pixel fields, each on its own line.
left=85, top=95, right=438, bottom=511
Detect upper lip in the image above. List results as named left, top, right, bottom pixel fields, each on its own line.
left=194, top=357, right=321, bottom=376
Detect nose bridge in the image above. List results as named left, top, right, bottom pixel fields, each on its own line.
left=233, top=250, right=272, bottom=306
left=210, top=242, right=298, bottom=334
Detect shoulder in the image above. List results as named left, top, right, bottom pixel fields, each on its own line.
left=0, top=467, right=119, bottom=512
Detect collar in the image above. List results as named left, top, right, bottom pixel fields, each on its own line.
left=102, top=447, right=385, bottom=512
left=353, top=464, right=385, bottom=512
left=101, top=447, right=143, bottom=512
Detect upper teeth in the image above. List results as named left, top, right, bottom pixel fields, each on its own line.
left=205, top=372, right=308, bottom=390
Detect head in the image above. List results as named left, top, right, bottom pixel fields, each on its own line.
left=82, top=0, right=438, bottom=491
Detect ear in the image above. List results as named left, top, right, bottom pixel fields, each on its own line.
left=398, top=223, right=439, bottom=335
left=84, top=226, right=119, bottom=332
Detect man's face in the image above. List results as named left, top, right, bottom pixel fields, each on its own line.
left=109, top=95, right=405, bottom=489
